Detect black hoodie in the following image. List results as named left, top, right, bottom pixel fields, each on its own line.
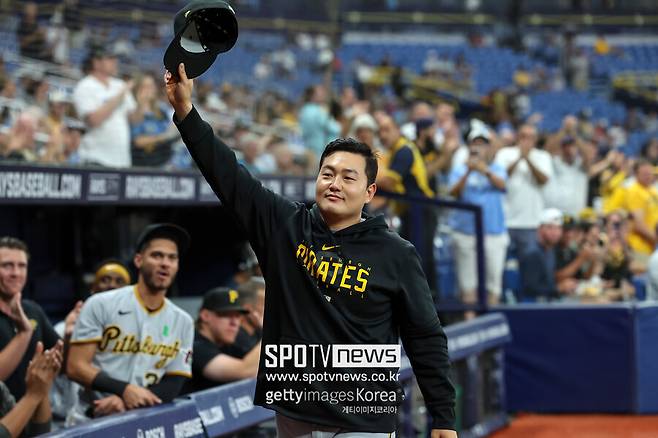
left=176, top=108, right=455, bottom=433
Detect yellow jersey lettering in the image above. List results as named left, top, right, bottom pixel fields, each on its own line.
left=296, top=243, right=307, bottom=260
left=355, top=268, right=370, bottom=293
left=112, top=337, right=124, bottom=353
left=316, top=260, right=330, bottom=282
left=340, top=265, right=356, bottom=290
left=330, top=262, right=342, bottom=285
left=294, top=242, right=372, bottom=295
left=306, top=250, right=317, bottom=274
left=99, top=326, right=121, bottom=351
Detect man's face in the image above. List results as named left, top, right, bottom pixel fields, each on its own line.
left=540, top=224, right=563, bottom=246
left=206, top=310, right=243, bottom=345
left=134, top=238, right=179, bottom=293
left=411, top=102, right=432, bottom=121
left=469, top=138, right=488, bottom=158
left=244, top=288, right=265, bottom=317
left=584, top=224, right=602, bottom=246
left=0, top=248, right=28, bottom=300
left=418, top=125, right=437, bottom=143
left=518, top=126, right=538, bottom=149
left=354, top=127, right=375, bottom=148
left=316, top=151, right=375, bottom=225
left=562, top=227, right=583, bottom=248
left=50, top=101, right=67, bottom=118
left=64, top=128, right=82, bottom=154
left=636, top=163, right=655, bottom=187
left=92, top=271, right=129, bottom=294
left=95, top=56, right=118, bottom=77
left=313, top=85, right=326, bottom=103
left=562, top=142, right=578, bottom=163
left=435, top=103, right=454, bottom=125
left=378, top=117, right=399, bottom=149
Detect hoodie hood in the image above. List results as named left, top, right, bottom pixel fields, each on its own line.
left=310, top=203, right=389, bottom=236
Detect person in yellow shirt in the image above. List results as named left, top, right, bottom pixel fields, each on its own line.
left=623, top=160, right=658, bottom=265
left=596, top=150, right=630, bottom=214
left=594, top=35, right=611, bottom=56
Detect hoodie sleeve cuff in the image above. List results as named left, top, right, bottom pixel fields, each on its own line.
left=431, top=422, right=456, bottom=431
left=431, top=409, right=456, bottom=430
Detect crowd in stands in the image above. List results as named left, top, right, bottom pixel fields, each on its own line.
left=2, top=6, right=658, bottom=302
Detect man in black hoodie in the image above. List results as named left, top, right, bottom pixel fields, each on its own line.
left=165, top=64, right=456, bottom=438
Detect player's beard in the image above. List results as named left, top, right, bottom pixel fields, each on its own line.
left=141, top=264, right=174, bottom=293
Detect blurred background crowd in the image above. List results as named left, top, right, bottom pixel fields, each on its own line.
left=2, top=0, right=658, bottom=308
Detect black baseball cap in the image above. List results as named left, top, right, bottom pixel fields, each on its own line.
left=135, top=223, right=191, bottom=254
left=163, top=0, right=238, bottom=79
left=201, top=287, right=249, bottom=314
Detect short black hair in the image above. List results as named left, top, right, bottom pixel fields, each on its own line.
left=319, top=138, right=378, bottom=186
left=0, top=236, right=30, bottom=259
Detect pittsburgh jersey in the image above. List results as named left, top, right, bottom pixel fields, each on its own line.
left=71, top=285, right=194, bottom=387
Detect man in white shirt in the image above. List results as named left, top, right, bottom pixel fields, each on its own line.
left=543, top=136, right=590, bottom=217
left=72, top=46, right=136, bottom=167
left=494, top=124, right=554, bottom=253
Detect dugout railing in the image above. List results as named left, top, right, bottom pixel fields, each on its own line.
left=42, top=313, right=511, bottom=438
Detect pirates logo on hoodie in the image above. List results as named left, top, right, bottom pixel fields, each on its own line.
left=295, top=242, right=371, bottom=296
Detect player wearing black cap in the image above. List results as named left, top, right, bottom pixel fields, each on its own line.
left=165, top=64, right=456, bottom=438
left=66, top=223, right=194, bottom=422
left=182, top=287, right=261, bottom=394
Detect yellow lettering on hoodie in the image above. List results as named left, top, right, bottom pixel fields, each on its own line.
left=355, top=268, right=370, bottom=293
left=340, top=265, right=356, bottom=290
left=316, top=260, right=330, bottom=282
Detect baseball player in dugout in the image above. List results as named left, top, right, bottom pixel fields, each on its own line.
left=0, top=237, right=61, bottom=401
left=50, top=259, right=132, bottom=425
left=223, top=277, right=266, bottom=359
left=165, top=63, right=456, bottom=437
left=66, top=224, right=194, bottom=422
left=182, top=287, right=261, bottom=394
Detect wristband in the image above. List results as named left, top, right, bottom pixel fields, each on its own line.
left=91, top=371, right=129, bottom=397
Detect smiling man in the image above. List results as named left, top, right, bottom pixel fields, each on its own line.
left=0, top=237, right=60, bottom=400
left=165, top=64, right=456, bottom=438
left=66, top=224, right=194, bottom=423
left=182, top=287, right=261, bottom=394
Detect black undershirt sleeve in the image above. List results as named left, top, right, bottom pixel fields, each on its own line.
left=148, top=375, right=187, bottom=403
left=91, top=371, right=129, bottom=397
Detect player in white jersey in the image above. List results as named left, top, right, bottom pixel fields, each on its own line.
left=66, top=224, right=194, bottom=422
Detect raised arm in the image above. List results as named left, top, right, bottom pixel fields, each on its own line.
left=525, top=153, right=549, bottom=186
left=0, top=341, right=62, bottom=438
left=165, top=63, right=297, bottom=252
